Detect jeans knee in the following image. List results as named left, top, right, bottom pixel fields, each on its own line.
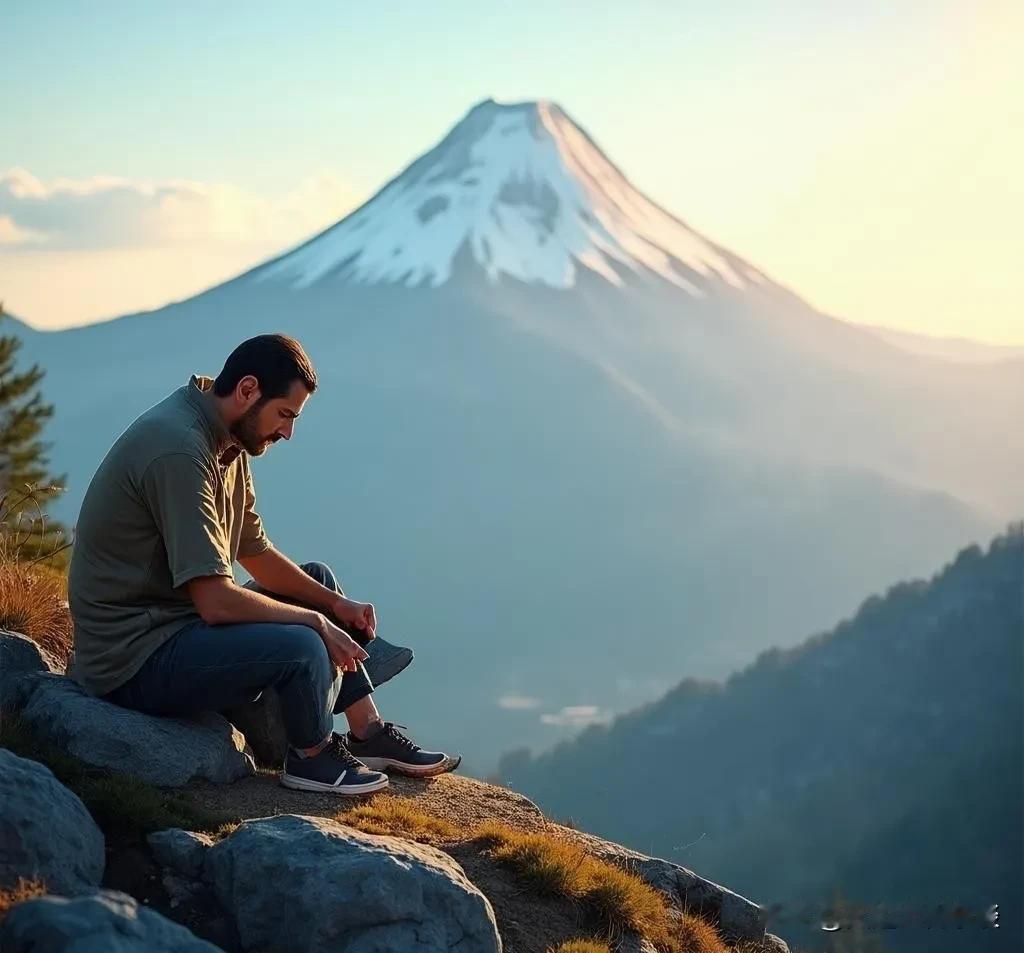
left=300, top=561, right=339, bottom=591
left=282, top=624, right=331, bottom=675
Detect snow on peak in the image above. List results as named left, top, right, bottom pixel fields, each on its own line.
left=254, top=98, right=749, bottom=294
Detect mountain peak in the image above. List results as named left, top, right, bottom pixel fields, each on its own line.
left=253, top=98, right=755, bottom=294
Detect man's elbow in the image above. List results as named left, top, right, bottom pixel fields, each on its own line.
left=185, top=575, right=235, bottom=625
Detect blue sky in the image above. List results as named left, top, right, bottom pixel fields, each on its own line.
left=1, top=0, right=1021, bottom=343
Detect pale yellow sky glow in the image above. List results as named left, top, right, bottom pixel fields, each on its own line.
left=0, top=1, right=1019, bottom=345
left=715, top=0, right=1022, bottom=346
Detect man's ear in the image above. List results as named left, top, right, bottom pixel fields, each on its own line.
left=238, top=374, right=262, bottom=407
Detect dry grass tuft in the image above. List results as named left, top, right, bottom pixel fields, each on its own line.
left=547, top=942, right=613, bottom=953
left=210, top=821, right=242, bottom=843
left=677, top=913, right=736, bottom=953
left=0, top=877, right=46, bottom=923
left=472, top=821, right=729, bottom=953
left=0, top=558, right=72, bottom=669
left=0, top=482, right=74, bottom=667
left=335, top=795, right=459, bottom=844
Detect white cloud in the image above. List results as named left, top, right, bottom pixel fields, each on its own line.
left=497, top=694, right=542, bottom=710
left=540, top=705, right=612, bottom=728
left=0, top=167, right=360, bottom=251
left=0, top=214, right=44, bottom=246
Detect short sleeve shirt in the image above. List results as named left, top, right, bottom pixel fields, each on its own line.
left=67, top=374, right=274, bottom=696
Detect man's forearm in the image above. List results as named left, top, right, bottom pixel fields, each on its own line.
left=203, top=581, right=324, bottom=629
left=237, top=547, right=338, bottom=612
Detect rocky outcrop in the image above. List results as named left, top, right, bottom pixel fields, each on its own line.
left=148, top=829, right=215, bottom=880
left=0, top=889, right=223, bottom=952
left=8, top=669, right=255, bottom=787
left=562, top=826, right=766, bottom=943
left=149, top=815, right=503, bottom=953
left=0, top=629, right=56, bottom=711
left=1, top=629, right=791, bottom=952
left=0, top=749, right=104, bottom=895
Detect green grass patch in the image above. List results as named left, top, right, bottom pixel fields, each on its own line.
left=0, top=715, right=234, bottom=839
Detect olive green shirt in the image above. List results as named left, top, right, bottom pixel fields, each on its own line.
left=67, top=373, right=274, bottom=696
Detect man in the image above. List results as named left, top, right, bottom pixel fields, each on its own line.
left=67, top=333, right=459, bottom=795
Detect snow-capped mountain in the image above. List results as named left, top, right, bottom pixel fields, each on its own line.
left=253, top=99, right=757, bottom=294
left=10, top=98, right=1022, bottom=770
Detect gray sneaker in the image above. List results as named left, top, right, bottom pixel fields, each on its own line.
left=346, top=722, right=461, bottom=778
left=361, top=636, right=414, bottom=687
left=280, top=732, right=389, bottom=795
left=341, top=627, right=414, bottom=688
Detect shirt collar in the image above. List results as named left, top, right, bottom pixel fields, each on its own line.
left=185, top=374, right=242, bottom=467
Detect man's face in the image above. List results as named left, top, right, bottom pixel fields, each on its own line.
left=231, top=378, right=310, bottom=456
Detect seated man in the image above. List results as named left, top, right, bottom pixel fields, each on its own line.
left=67, top=333, right=459, bottom=795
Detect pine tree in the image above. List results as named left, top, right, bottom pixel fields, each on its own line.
left=0, top=304, right=70, bottom=569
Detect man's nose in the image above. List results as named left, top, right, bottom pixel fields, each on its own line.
left=277, top=420, right=294, bottom=441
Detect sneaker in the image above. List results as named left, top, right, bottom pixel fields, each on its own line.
left=351, top=634, right=414, bottom=688
left=280, top=732, right=390, bottom=795
left=346, top=722, right=462, bottom=778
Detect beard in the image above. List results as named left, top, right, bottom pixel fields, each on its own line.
left=230, top=401, right=277, bottom=455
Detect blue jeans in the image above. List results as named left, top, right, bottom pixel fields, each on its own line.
left=102, top=561, right=374, bottom=749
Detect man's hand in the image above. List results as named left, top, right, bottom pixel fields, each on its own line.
left=308, top=612, right=369, bottom=673
left=329, top=596, right=377, bottom=641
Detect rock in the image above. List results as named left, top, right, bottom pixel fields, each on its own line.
left=762, top=933, right=791, bottom=952
left=11, top=673, right=255, bottom=787
left=0, top=749, right=104, bottom=895
left=566, top=829, right=766, bottom=942
left=0, top=630, right=55, bottom=712
left=205, top=814, right=502, bottom=952
left=147, top=830, right=215, bottom=879
left=0, top=888, right=224, bottom=952
left=219, top=687, right=288, bottom=769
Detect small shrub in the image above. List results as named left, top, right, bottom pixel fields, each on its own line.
left=0, top=877, right=46, bottom=923
left=0, top=558, right=72, bottom=669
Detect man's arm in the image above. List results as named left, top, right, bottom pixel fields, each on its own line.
left=238, top=547, right=378, bottom=639
left=237, top=546, right=339, bottom=613
left=186, top=575, right=367, bottom=673
left=139, top=451, right=364, bottom=670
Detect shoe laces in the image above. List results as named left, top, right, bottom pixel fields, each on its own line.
left=381, top=722, right=421, bottom=753
left=326, top=732, right=367, bottom=771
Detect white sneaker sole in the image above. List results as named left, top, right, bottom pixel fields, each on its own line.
left=279, top=772, right=390, bottom=795
left=357, top=755, right=462, bottom=778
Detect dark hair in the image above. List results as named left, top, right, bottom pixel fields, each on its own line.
left=213, top=334, right=317, bottom=401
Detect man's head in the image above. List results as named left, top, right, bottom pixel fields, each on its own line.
left=211, top=334, right=317, bottom=456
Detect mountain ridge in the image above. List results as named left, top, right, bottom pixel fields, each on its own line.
left=497, top=525, right=1024, bottom=953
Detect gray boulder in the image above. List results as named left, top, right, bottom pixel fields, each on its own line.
left=0, top=749, right=104, bottom=895
left=147, top=829, right=215, bottom=880
left=218, top=687, right=288, bottom=769
left=0, top=888, right=224, bottom=952
left=11, top=673, right=255, bottom=787
left=201, top=814, right=502, bottom=952
left=0, top=630, right=55, bottom=711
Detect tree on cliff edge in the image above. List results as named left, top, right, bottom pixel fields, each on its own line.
left=0, top=304, right=69, bottom=568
